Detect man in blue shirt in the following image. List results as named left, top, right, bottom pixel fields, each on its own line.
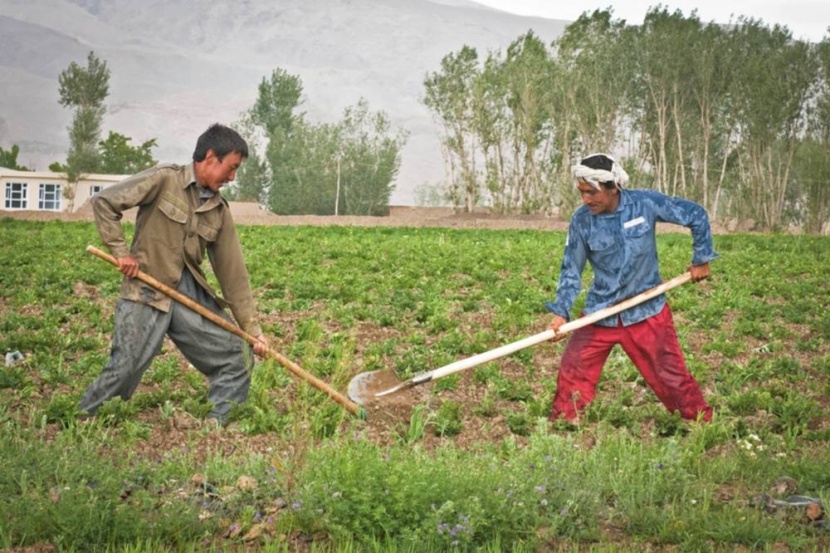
left=547, top=153, right=715, bottom=423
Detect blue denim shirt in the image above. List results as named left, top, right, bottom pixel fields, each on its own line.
left=547, top=189, right=718, bottom=327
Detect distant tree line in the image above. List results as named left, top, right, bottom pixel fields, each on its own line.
left=48, top=52, right=158, bottom=182
left=423, top=8, right=830, bottom=232
left=5, top=54, right=408, bottom=217
left=3, top=52, right=157, bottom=186
left=226, top=69, right=409, bottom=216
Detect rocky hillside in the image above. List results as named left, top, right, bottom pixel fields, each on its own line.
left=0, top=0, right=567, bottom=204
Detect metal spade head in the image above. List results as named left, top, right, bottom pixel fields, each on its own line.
left=347, top=369, right=403, bottom=405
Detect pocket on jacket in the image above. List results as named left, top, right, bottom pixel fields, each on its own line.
left=587, top=234, right=620, bottom=271
left=197, top=221, right=219, bottom=242
left=158, top=197, right=188, bottom=224
left=623, top=216, right=651, bottom=238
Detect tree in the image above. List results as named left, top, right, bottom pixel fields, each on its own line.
left=251, top=69, right=304, bottom=136
left=499, top=31, right=557, bottom=213
left=57, top=51, right=111, bottom=182
left=98, top=132, right=157, bottom=174
left=58, top=51, right=110, bottom=110
left=629, top=9, right=703, bottom=198
left=423, top=46, right=481, bottom=211
left=337, top=99, right=408, bottom=216
left=242, top=68, right=406, bottom=216
left=728, top=20, right=816, bottom=229
left=0, top=144, right=30, bottom=170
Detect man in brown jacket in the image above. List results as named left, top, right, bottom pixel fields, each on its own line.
left=79, top=123, right=269, bottom=425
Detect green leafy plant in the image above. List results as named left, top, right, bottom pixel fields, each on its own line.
left=433, top=400, right=464, bottom=437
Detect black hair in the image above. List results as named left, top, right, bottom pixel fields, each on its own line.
left=578, top=154, right=617, bottom=190
left=192, top=123, right=249, bottom=162
left=579, top=154, right=614, bottom=172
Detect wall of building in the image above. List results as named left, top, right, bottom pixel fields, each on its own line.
left=0, top=168, right=126, bottom=213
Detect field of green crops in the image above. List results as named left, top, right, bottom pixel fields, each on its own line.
left=1, top=217, right=829, bottom=551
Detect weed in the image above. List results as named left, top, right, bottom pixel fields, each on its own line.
left=505, top=410, right=532, bottom=436
left=400, top=404, right=432, bottom=444
left=433, top=400, right=464, bottom=437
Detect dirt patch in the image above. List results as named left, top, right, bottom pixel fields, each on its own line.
left=2, top=203, right=725, bottom=233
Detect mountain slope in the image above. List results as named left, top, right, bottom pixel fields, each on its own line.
left=0, top=0, right=567, bottom=204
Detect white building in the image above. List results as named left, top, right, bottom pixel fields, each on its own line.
left=1, top=168, right=126, bottom=213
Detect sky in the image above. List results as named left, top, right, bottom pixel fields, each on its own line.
left=473, top=1, right=829, bottom=43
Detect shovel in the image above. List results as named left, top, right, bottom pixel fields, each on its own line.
left=87, top=245, right=364, bottom=417
left=348, top=272, right=693, bottom=405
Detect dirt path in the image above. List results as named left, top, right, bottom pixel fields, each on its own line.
left=3, top=203, right=717, bottom=234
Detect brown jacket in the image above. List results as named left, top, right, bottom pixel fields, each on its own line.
left=92, top=162, right=262, bottom=337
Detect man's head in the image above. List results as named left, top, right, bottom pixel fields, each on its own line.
left=193, top=124, right=249, bottom=192
left=572, top=153, right=628, bottom=215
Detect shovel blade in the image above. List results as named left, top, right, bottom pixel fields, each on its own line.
left=347, top=370, right=403, bottom=405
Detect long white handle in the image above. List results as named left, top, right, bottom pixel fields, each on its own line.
left=428, top=272, right=693, bottom=380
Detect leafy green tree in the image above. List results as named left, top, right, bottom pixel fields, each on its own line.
left=65, top=106, right=104, bottom=180
left=226, top=112, right=270, bottom=204
left=791, top=139, right=830, bottom=233
left=243, top=69, right=406, bottom=216
left=628, top=9, right=704, bottom=198
left=57, top=51, right=111, bottom=182
left=0, top=144, right=30, bottom=170
left=252, top=69, right=304, bottom=136
left=241, top=68, right=307, bottom=210
left=98, top=132, right=157, bottom=174
left=336, top=99, right=408, bottom=216
left=550, top=9, right=631, bottom=215
left=471, top=53, right=509, bottom=210
left=499, top=31, right=557, bottom=213
left=58, top=51, right=110, bottom=109
left=415, top=10, right=828, bottom=229
left=554, top=9, right=628, bottom=156
left=228, top=150, right=269, bottom=203
left=424, top=46, right=481, bottom=211
left=267, top=119, right=340, bottom=215
left=728, top=19, right=816, bottom=229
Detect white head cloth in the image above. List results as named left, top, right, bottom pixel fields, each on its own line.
left=572, top=154, right=629, bottom=190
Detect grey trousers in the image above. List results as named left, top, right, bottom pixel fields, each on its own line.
left=79, top=270, right=253, bottom=422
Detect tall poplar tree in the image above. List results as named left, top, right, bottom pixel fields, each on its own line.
left=58, top=51, right=111, bottom=182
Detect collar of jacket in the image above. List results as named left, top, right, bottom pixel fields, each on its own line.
left=182, top=162, right=225, bottom=211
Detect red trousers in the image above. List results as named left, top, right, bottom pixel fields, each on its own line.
left=551, top=304, right=712, bottom=422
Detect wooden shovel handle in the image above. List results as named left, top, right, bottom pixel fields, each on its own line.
left=86, top=245, right=361, bottom=416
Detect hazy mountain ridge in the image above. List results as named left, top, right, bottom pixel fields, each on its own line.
left=0, top=0, right=567, bottom=204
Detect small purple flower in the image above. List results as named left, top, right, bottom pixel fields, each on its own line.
left=535, top=485, right=546, bottom=493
